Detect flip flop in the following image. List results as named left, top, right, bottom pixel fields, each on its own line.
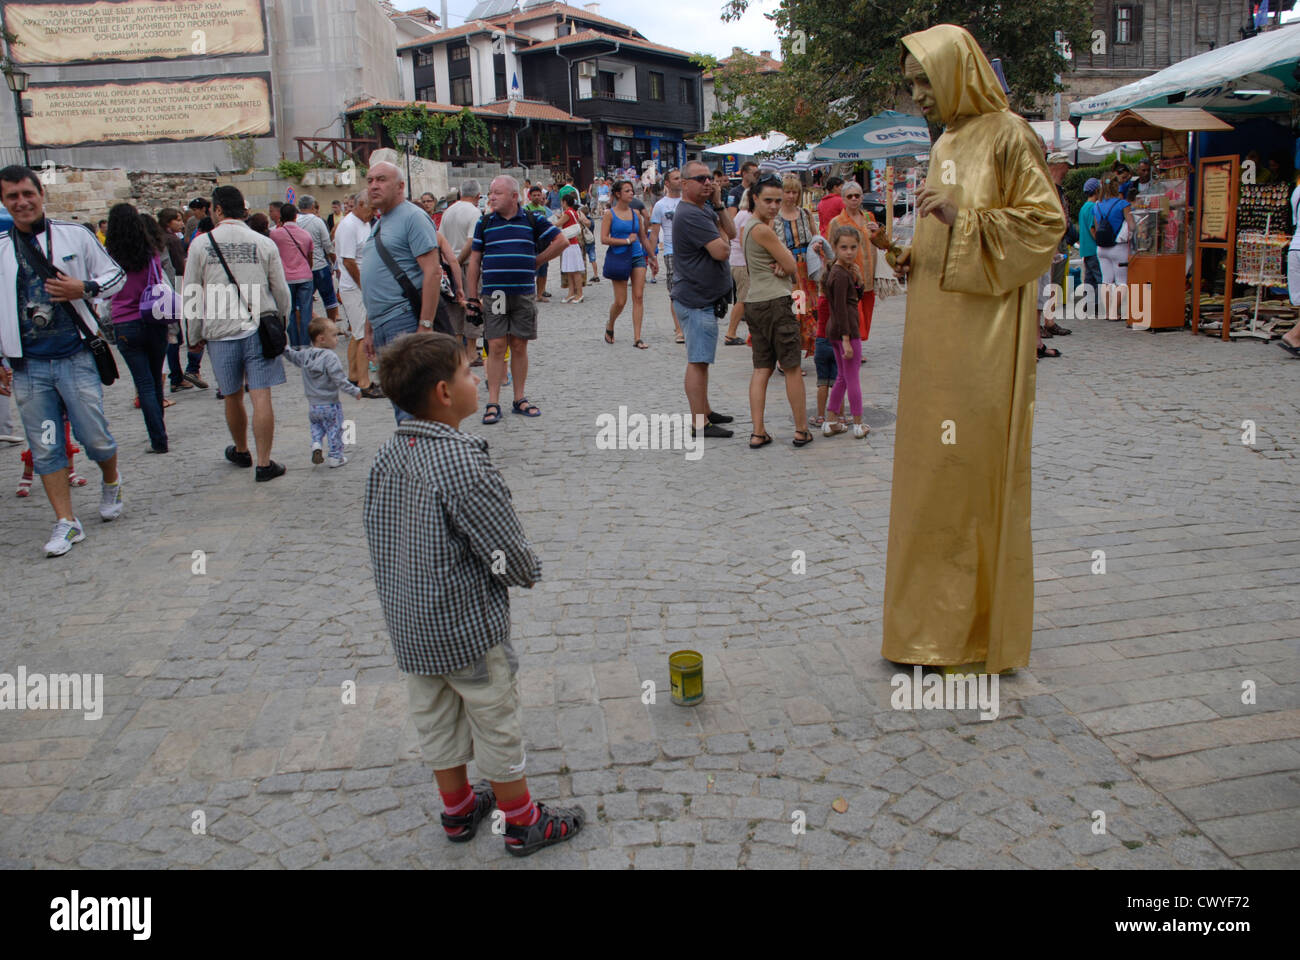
left=634, top=339, right=648, bottom=349
left=604, top=326, right=615, bottom=344
left=675, top=335, right=685, bottom=344
left=482, top=402, right=502, bottom=424
left=1278, top=340, right=1300, bottom=358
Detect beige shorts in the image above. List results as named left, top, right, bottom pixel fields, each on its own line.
left=445, top=301, right=483, bottom=340
left=404, top=643, right=525, bottom=782
left=731, top=265, right=750, bottom=303
left=338, top=285, right=367, bottom=341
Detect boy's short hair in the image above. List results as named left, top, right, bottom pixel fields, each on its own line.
left=378, top=332, right=463, bottom=419
left=308, top=316, right=333, bottom=342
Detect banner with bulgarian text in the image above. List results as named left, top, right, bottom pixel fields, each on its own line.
left=3, top=0, right=267, bottom=65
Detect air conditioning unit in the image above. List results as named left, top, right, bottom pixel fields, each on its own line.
left=577, top=61, right=598, bottom=78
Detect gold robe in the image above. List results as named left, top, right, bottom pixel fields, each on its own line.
left=881, top=25, right=1064, bottom=673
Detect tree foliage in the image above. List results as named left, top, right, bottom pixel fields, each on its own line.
left=351, top=105, right=493, bottom=159
left=707, top=0, right=1093, bottom=148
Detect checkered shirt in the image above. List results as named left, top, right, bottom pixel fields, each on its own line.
left=363, top=418, right=541, bottom=674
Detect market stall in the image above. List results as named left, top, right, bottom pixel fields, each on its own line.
left=1099, top=108, right=1231, bottom=331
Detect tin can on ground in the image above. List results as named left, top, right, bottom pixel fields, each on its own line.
left=669, top=649, right=703, bottom=706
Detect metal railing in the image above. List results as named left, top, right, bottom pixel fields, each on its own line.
left=578, top=90, right=637, bottom=103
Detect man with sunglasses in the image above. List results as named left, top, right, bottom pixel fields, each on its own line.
left=672, top=161, right=737, bottom=438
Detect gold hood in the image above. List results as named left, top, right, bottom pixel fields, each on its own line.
left=902, top=24, right=1008, bottom=126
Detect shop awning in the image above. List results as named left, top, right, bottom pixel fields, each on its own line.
left=809, top=111, right=931, bottom=161
left=702, top=131, right=794, bottom=157
left=1027, top=120, right=1144, bottom=162
left=1069, top=26, right=1300, bottom=117
left=1099, top=108, right=1234, bottom=141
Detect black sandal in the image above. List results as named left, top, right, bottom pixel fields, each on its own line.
left=1037, top=344, right=1061, bottom=359
left=604, top=326, right=615, bottom=344
left=792, top=430, right=815, bottom=447
left=504, top=802, right=585, bottom=857
left=748, top=432, right=772, bottom=449
left=440, top=781, right=496, bottom=843
left=633, top=339, right=648, bottom=349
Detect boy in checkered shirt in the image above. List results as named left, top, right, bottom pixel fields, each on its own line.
left=363, top=331, right=583, bottom=857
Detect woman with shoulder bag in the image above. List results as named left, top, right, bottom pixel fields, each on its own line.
left=105, top=203, right=172, bottom=453
left=601, top=180, right=656, bottom=348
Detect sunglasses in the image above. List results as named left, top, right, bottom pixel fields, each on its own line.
left=755, top=174, right=783, bottom=189
left=685, top=175, right=711, bottom=183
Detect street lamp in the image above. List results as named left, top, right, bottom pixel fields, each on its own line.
left=394, top=130, right=420, bottom=200
left=4, top=64, right=30, bottom=169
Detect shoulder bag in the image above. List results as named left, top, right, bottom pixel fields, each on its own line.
left=207, top=234, right=286, bottom=359
left=371, top=218, right=452, bottom=335
left=15, top=227, right=119, bottom=385
left=139, top=256, right=183, bottom=323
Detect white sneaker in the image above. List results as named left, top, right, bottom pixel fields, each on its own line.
left=99, top=479, right=123, bottom=521
left=45, top=517, right=85, bottom=557
left=853, top=423, right=869, bottom=439
left=326, top=455, right=347, bottom=468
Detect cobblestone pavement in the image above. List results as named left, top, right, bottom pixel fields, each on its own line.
left=2, top=268, right=1297, bottom=870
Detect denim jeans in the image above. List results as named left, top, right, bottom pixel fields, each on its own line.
left=1083, top=255, right=1103, bottom=289
left=11, top=348, right=117, bottom=474
left=114, top=319, right=169, bottom=451
left=372, top=310, right=418, bottom=423
left=288, top=281, right=314, bottom=348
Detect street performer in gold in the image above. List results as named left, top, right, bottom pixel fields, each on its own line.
left=882, top=24, right=1064, bottom=673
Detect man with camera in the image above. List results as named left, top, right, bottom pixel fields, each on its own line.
left=670, top=160, right=737, bottom=439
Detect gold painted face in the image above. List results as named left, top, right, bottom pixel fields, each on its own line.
left=904, top=53, right=939, bottom=124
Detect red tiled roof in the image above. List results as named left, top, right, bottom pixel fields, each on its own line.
left=703, top=50, right=781, bottom=80
left=486, top=3, right=644, bottom=40
left=345, top=98, right=589, bottom=126
left=396, top=20, right=528, bottom=50
left=517, top=28, right=695, bottom=60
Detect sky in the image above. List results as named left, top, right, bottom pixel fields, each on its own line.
left=444, top=0, right=785, bottom=60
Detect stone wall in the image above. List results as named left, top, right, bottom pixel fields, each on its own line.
left=40, top=166, right=373, bottom=226
left=42, top=168, right=134, bottom=226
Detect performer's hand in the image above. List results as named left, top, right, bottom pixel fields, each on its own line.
left=917, top=186, right=957, bottom=225
left=892, top=246, right=912, bottom=279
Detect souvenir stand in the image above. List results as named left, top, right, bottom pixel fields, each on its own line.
left=1231, top=183, right=1292, bottom=341
left=1099, top=108, right=1233, bottom=332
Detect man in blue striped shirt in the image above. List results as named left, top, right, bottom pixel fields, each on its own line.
left=465, top=176, right=567, bottom=425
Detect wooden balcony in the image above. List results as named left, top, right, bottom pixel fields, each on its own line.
left=295, top=136, right=380, bottom=168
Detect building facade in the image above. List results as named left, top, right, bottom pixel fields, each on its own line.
left=1062, top=1, right=1283, bottom=105
left=0, top=0, right=402, bottom=173
left=389, top=1, right=703, bottom=183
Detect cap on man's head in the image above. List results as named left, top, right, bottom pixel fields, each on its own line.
left=1046, top=151, right=1070, bottom=165
left=1083, top=177, right=1101, bottom=195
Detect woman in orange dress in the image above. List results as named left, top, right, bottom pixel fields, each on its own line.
left=827, top=181, right=880, bottom=341
left=775, top=175, right=822, bottom=357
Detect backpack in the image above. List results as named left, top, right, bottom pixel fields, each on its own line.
left=1094, top=200, right=1121, bottom=248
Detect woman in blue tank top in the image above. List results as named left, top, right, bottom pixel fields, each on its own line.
left=600, top=180, right=656, bottom=348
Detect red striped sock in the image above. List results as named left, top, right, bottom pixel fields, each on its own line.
left=499, top=792, right=538, bottom=830
left=439, top=782, right=476, bottom=835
